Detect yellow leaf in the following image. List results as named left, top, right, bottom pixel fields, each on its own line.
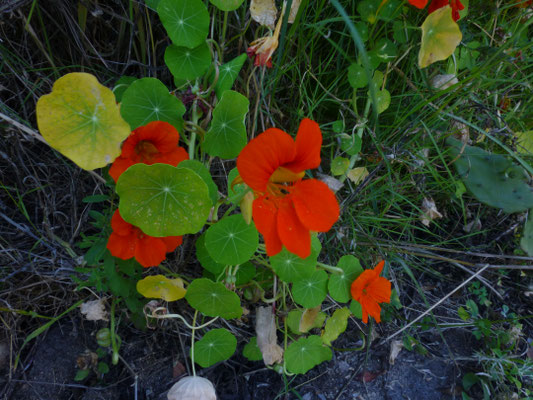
left=136, top=275, right=186, bottom=302
left=250, top=0, right=277, bottom=28
left=516, top=131, right=533, bottom=154
left=36, top=73, right=131, bottom=170
left=418, top=6, right=462, bottom=68
left=299, top=306, right=321, bottom=333
left=347, top=167, right=369, bottom=185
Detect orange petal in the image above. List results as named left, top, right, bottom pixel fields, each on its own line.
left=408, top=0, right=428, bottom=8
left=374, top=260, right=385, bottom=276
left=292, top=179, right=339, bottom=232
left=120, top=121, right=180, bottom=160
left=237, top=128, right=296, bottom=192
left=283, top=119, right=322, bottom=172
left=110, top=209, right=134, bottom=235
left=109, top=157, right=135, bottom=182
left=350, top=269, right=374, bottom=300
left=134, top=236, right=168, bottom=267
left=156, top=146, right=189, bottom=166
left=160, top=236, right=183, bottom=252
left=107, top=231, right=136, bottom=260
left=360, top=295, right=382, bottom=323
left=361, top=308, right=369, bottom=324
left=277, top=197, right=310, bottom=258
left=368, top=276, right=392, bottom=304
left=252, top=195, right=282, bottom=256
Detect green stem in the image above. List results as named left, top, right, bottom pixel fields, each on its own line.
left=220, top=11, right=228, bottom=62
left=317, top=262, right=344, bottom=275
left=190, top=309, right=198, bottom=377
left=188, top=100, right=200, bottom=160
left=110, top=298, right=119, bottom=365
left=340, top=97, right=372, bottom=183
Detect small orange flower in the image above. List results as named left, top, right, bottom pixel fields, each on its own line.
left=408, top=0, right=464, bottom=21
left=350, top=260, right=391, bottom=324
left=106, top=209, right=182, bottom=267
left=408, top=0, right=428, bottom=8
left=109, top=121, right=188, bottom=182
left=428, top=0, right=464, bottom=21
left=237, top=119, right=340, bottom=258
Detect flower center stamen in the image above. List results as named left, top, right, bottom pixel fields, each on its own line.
left=135, top=140, right=159, bottom=162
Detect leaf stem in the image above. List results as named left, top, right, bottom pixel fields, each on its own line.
left=190, top=309, right=198, bottom=377
left=317, top=262, right=344, bottom=275
left=188, top=100, right=200, bottom=160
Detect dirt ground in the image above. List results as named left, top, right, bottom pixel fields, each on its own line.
left=1, top=313, right=472, bottom=400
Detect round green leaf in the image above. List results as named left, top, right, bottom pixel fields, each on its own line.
left=179, top=160, right=218, bottom=205
left=292, top=270, right=328, bottom=309
left=214, top=53, right=247, bottom=99
left=347, top=63, right=368, bottom=89
left=359, top=50, right=382, bottom=69
left=350, top=300, right=363, bottom=319
left=157, top=0, right=209, bottom=48
left=227, top=167, right=248, bottom=204
left=196, top=233, right=226, bottom=275
left=418, top=6, right=462, bottom=68
left=285, top=335, right=332, bottom=374
left=116, top=163, right=211, bottom=236
left=270, top=237, right=320, bottom=283
left=340, top=133, right=362, bottom=156
left=210, top=0, right=245, bottom=11
left=235, top=262, right=256, bottom=285
left=36, top=72, right=131, bottom=170
left=136, top=275, right=186, bottom=301
left=331, top=156, right=350, bottom=176
left=377, top=0, right=401, bottom=21
left=374, top=89, right=391, bottom=114
left=120, top=77, right=186, bottom=132
left=164, top=43, right=212, bottom=83
left=393, top=20, right=408, bottom=44
left=328, top=255, right=363, bottom=303
left=243, top=337, right=263, bottom=361
left=205, top=214, right=259, bottom=265
left=185, top=278, right=242, bottom=318
left=375, top=38, right=397, bottom=63
left=203, top=90, right=249, bottom=159
left=357, top=0, right=378, bottom=23
left=192, top=328, right=236, bottom=367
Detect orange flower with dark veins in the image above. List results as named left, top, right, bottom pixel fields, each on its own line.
left=408, top=0, right=464, bottom=21
left=408, top=0, right=428, bottom=8
left=428, top=0, right=464, bottom=21
left=109, top=120, right=188, bottom=182
left=107, top=209, right=183, bottom=267
left=237, top=119, right=340, bottom=258
left=350, top=260, right=391, bottom=324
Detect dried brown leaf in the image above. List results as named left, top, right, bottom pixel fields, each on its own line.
left=255, top=306, right=283, bottom=365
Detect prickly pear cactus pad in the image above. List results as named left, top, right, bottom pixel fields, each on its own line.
left=447, top=137, right=533, bottom=213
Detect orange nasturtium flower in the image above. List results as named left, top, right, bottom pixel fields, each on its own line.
left=107, top=209, right=183, bottom=268
left=350, top=260, right=392, bottom=324
left=109, top=120, right=188, bottom=182
left=236, top=119, right=340, bottom=259
left=408, top=0, right=464, bottom=21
